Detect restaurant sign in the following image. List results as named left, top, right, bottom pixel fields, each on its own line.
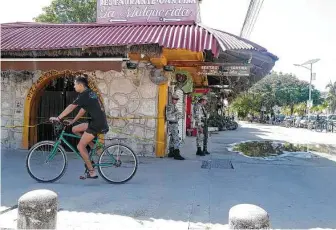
left=97, top=0, right=198, bottom=23
left=198, top=64, right=251, bottom=77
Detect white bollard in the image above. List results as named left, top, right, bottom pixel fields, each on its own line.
left=17, top=189, right=58, bottom=229
left=229, top=204, right=270, bottom=229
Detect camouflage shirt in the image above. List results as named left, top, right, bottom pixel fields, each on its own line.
left=193, top=102, right=206, bottom=126
left=166, top=104, right=181, bottom=122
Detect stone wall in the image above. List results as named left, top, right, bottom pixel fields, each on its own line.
left=1, top=70, right=43, bottom=149
left=89, top=63, right=159, bottom=156
left=1, top=63, right=159, bottom=156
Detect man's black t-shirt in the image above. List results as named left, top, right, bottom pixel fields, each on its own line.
left=72, top=89, right=108, bottom=132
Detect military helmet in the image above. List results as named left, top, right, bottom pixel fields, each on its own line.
left=200, top=95, right=208, bottom=101
left=172, top=93, right=179, bottom=100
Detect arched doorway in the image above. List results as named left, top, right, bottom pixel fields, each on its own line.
left=22, top=70, right=104, bottom=149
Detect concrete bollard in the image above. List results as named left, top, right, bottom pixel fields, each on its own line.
left=229, top=204, right=270, bottom=229
left=17, top=189, right=58, bottom=229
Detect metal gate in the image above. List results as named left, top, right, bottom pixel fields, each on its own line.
left=32, top=76, right=89, bottom=149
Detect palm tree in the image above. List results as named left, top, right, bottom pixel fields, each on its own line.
left=326, top=81, right=336, bottom=113
left=294, top=102, right=307, bottom=116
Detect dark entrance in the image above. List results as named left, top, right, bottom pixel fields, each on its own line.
left=30, top=75, right=89, bottom=150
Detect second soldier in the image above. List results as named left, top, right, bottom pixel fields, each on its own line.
left=193, top=95, right=210, bottom=156
left=166, top=93, right=185, bottom=160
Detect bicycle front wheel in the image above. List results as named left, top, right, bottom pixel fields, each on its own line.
left=98, top=143, right=138, bottom=184
left=26, top=141, right=67, bottom=183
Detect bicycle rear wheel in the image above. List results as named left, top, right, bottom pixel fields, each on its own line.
left=98, top=143, right=138, bottom=184
left=26, top=141, right=67, bottom=183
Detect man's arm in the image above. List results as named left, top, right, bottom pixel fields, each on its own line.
left=72, top=108, right=86, bottom=123
left=166, top=105, right=175, bottom=122
left=58, top=104, right=78, bottom=120
left=193, top=104, right=202, bottom=123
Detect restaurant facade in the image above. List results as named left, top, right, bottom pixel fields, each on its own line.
left=0, top=0, right=278, bottom=157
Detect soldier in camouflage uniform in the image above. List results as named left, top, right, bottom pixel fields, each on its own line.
left=166, top=93, right=185, bottom=160
left=193, top=95, right=210, bottom=156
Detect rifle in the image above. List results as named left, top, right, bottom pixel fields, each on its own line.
left=202, top=107, right=209, bottom=148
left=203, top=117, right=208, bottom=146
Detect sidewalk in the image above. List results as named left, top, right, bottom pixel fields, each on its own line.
left=1, top=123, right=336, bottom=229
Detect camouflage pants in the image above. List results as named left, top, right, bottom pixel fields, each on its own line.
left=196, top=125, right=204, bottom=148
left=168, top=123, right=180, bottom=150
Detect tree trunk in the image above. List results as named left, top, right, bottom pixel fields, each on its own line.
left=290, top=104, right=294, bottom=115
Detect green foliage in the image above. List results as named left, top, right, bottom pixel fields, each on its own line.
left=34, top=0, right=97, bottom=23
left=250, top=71, right=321, bottom=109
left=232, top=141, right=308, bottom=157
left=311, top=101, right=328, bottom=113
left=230, top=93, right=262, bottom=118
left=281, top=105, right=291, bottom=115
left=326, top=81, right=336, bottom=113
left=232, top=141, right=330, bottom=157
left=230, top=71, right=323, bottom=117
left=293, top=102, right=307, bottom=116
left=207, top=115, right=238, bottom=131
left=233, top=141, right=282, bottom=157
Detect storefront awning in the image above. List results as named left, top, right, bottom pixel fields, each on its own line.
left=1, top=22, right=277, bottom=59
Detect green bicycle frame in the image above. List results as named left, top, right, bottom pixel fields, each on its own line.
left=47, top=130, right=117, bottom=167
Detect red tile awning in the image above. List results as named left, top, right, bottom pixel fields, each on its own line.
left=1, top=22, right=272, bottom=57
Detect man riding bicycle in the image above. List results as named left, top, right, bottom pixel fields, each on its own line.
left=50, top=75, right=109, bottom=179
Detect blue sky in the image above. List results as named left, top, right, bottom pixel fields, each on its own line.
left=1, top=0, right=335, bottom=91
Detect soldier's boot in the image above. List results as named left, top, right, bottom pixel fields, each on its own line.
left=196, top=147, right=205, bottom=156
left=203, top=145, right=210, bottom=155
left=168, top=147, right=175, bottom=158
left=173, top=149, right=185, bottom=160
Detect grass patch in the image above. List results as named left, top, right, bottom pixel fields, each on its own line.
left=232, top=141, right=309, bottom=157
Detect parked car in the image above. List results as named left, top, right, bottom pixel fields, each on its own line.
left=275, top=114, right=286, bottom=123
left=327, top=114, right=336, bottom=122
left=299, top=116, right=309, bottom=128
left=294, top=116, right=303, bottom=128
left=307, top=115, right=318, bottom=130
left=327, top=114, right=336, bottom=132
left=284, top=116, right=295, bottom=127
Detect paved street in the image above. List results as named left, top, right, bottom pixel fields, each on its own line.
left=1, top=122, right=336, bottom=229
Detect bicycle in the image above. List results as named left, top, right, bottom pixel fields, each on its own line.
left=26, top=120, right=138, bottom=184
left=315, top=120, right=326, bottom=132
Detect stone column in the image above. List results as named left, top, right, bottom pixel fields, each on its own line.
left=229, top=204, right=270, bottom=229
left=17, top=189, right=58, bottom=229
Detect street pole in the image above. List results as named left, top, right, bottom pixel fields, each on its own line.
left=294, top=59, right=320, bottom=121
left=308, top=63, right=313, bottom=121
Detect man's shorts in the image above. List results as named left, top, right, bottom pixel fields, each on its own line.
left=86, top=122, right=109, bottom=136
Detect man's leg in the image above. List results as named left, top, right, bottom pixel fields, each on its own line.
left=203, top=124, right=210, bottom=155
left=77, top=132, right=97, bottom=177
left=196, top=126, right=205, bottom=156
left=171, top=124, right=184, bottom=160
left=72, top=123, right=94, bottom=149
left=72, top=123, right=88, bottom=136
left=167, top=124, right=174, bottom=157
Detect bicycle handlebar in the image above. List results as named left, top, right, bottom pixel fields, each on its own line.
left=49, top=119, right=73, bottom=130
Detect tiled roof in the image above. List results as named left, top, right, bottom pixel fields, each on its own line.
left=1, top=22, right=273, bottom=58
